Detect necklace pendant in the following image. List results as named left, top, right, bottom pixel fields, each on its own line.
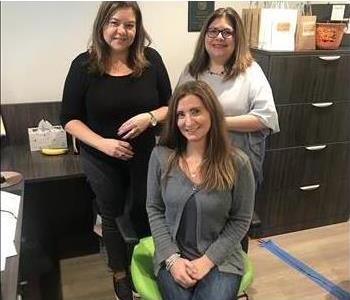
left=208, top=69, right=225, bottom=76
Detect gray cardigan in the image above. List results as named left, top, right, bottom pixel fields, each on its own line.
left=146, top=146, right=255, bottom=276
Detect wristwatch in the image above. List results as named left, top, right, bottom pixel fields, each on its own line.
left=148, top=112, right=158, bottom=127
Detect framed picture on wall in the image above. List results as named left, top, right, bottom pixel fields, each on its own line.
left=188, top=1, right=214, bottom=32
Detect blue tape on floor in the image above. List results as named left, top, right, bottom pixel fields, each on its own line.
left=259, top=239, right=350, bottom=300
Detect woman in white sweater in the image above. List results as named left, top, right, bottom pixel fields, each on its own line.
left=178, top=7, right=279, bottom=187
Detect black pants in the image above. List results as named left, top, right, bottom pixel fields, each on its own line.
left=80, top=148, right=151, bottom=272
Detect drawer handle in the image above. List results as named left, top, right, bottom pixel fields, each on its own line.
left=312, top=102, right=333, bottom=108
left=318, top=56, right=341, bottom=61
left=300, top=184, right=320, bottom=191
left=305, top=145, right=327, bottom=151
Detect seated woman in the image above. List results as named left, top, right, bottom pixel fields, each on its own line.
left=146, top=80, right=255, bottom=300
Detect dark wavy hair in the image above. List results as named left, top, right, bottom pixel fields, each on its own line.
left=88, top=1, right=151, bottom=76
left=159, top=80, right=236, bottom=191
left=189, top=7, right=252, bottom=80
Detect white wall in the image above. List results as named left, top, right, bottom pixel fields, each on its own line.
left=1, top=1, right=348, bottom=103
left=1, top=1, right=99, bottom=103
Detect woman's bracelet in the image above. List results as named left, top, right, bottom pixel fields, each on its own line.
left=165, top=253, right=181, bottom=271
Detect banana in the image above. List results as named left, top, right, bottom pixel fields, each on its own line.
left=41, top=148, right=68, bottom=155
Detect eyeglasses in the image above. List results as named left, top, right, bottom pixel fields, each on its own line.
left=206, top=28, right=234, bottom=39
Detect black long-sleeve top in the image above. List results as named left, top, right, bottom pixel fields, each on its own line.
left=60, top=47, right=172, bottom=163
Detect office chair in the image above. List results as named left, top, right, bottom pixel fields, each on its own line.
left=116, top=212, right=260, bottom=300
left=130, top=236, right=254, bottom=300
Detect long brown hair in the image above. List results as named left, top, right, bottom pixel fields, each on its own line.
left=189, top=7, right=252, bottom=80
left=88, top=1, right=151, bottom=76
left=159, top=81, right=236, bottom=191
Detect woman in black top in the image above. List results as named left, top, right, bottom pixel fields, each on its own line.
left=60, top=2, right=171, bottom=299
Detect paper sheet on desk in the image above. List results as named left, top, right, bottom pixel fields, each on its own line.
left=1, top=214, right=17, bottom=270
left=1, top=191, right=20, bottom=271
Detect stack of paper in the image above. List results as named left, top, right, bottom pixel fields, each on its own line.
left=1, top=191, right=20, bottom=271
left=0, top=115, right=6, bottom=137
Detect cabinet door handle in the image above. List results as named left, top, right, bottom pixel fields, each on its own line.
left=318, top=56, right=341, bottom=61
left=305, top=145, right=327, bottom=151
left=300, top=184, right=320, bottom=191
left=312, top=102, right=333, bottom=108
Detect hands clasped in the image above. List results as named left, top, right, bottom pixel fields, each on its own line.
left=99, top=138, right=134, bottom=160
left=118, top=113, right=151, bottom=140
left=98, top=113, right=152, bottom=160
left=169, top=255, right=214, bottom=289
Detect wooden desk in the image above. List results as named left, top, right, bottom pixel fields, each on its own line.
left=1, top=145, right=98, bottom=300
left=1, top=145, right=83, bottom=182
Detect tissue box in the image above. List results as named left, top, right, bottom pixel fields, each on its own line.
left=28, top=125, right=67, bottom=151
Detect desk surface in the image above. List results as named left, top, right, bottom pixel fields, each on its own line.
left=1, top=145, right=84, bottom=183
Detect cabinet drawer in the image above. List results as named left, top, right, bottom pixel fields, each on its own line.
left=269, top=54, right=350, bottom=104
left=263, top=142, right=350, bottom=191
left=267, top=101, right=350, bottom=149
left=253, top=53, right=270, bottom=76
left=256, top=178, right=350, bottom=231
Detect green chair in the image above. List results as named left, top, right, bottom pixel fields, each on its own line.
left=131, top=236, right=254, bottom=300
left=115, top=213, right=260, bottom=300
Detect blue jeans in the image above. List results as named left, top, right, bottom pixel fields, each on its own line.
left=157, top=266, right=241, bottom=300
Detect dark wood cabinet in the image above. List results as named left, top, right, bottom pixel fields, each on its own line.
left=268, top=54, right=350, bottom=104
left=267, top=101, right=350, bottom=149
left=251, top=48, right=350, bottom=237
left=256, top=178, right=350, bottom=234
left=263, top=142, right=350, bottom=191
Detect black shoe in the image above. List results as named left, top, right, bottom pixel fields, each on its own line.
left=113, top=276, right=133, bottom=300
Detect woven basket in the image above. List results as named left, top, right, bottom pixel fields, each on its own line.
left=316, top=23, right=346, bottom=50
